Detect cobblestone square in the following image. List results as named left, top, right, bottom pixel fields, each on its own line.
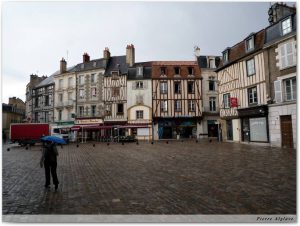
left=2, top=140, right=296, bottom=215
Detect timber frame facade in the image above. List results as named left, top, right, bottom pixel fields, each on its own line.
left=152, top=61, right=202, bottom=140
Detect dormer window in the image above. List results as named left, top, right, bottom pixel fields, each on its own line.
left=137, top=66, right=143, bottom=77
left=174, top=67, right=180, bottom=75
left=282, top=17, right=292, bottom=35
left=188, top=67, right=194, bottom=75
left=223, top=50, right=229, bottom=63
left=111, top=71, right=119, bottom=79
left=209, top=59, right=215, bottom=68
left=160, top=67, right=166, bottom=75
left=246, top=36, right=254, bottom=52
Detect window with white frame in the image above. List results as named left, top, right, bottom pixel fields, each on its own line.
left=188, top=100, right=195, bottom=111
left=137, top=67, right=143, bottom=77
left=246, top=36, right=254, bottom=52
left=209, top=97, right=216, bottom=111
left=160, top=100, right=168, bottom=112
left=279, top=41, right=296, bottom=69
left=91, top=74, right=96, bottom=83
left=282, top=17, right=292, bottom=35
left=79, top=106, right=84, bottom=116
left=174, top=100, right=181, bottom=112
left=136, top=81, right=144, bottom=89
left=79, top=75, right=85, bottom=85
left=79, top=89, right=84, bottom=99
left=284, top=77, right=296, bottom=101
left=248, top=87, right=258, bottom=104
left=59, top=79, right=63, bottom=89
left=246, top=58, right=255, bottom=76
left=223, top=93, right=230, bottom=108
left=188, top=81, right=195, bottom=94
left=91, top=87, right=97, bottom=97
left=174, top=82, right=181, bottom=94
left=223, top=50, right=229, bottom=63
left=136, top=110, right=143, bottom=119
left=160, top=82, right=167, bottom=94
left=68, top=77, right=73, bottom=87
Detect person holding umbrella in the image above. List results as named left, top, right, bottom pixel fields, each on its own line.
left=40, top=140, right=59, bottom=191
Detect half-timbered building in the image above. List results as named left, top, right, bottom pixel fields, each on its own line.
left=216, top=29, right=269, bottom=143
left=152, top=61, right=202, bottom=140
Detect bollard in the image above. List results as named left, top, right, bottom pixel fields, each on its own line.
left=151, top=142, right=153, bottom=145
left=166, top=141, right=168, bottom=144
left=122, top=142, right=124, bottom=145
left=181, top=140, right=184, bottom=142
left=196, top=140, right=198, bottom=143
left=7, top=148, right=10, bottom=151
left=136, top=142, right=139, bottom=145
left=61, top=145, right=63, bottom=149
left=77, top=144, right=79, bottom=148
left=25, top=146, right=28, bottom=150
left=209, top=139, right=212, bottom=143
left=107, top=143, right=109, bottom=146
left=93, top=144, right=95, bottom=147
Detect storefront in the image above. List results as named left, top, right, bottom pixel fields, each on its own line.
left=238, top=105, right=269, bottom=143
left=156, top=118, right=197, bottom=139
left=207, top=120, right=219, bottom=137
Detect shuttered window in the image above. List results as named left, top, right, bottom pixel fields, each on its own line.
left=280, top=41, right=296, bottom=69
left=284, top=77, right=296, bottom=101
left=274, top=80, right=282, bottom=103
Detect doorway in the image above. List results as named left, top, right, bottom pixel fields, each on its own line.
left=280, top=115, right=293, bottom=148
left=226, top=120, right=233, bottom=140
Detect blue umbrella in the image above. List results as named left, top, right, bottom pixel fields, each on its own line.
left=41, top=136, right=67, bottom=145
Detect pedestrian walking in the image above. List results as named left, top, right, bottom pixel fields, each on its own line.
left=40, top=141, right=59, bottom=190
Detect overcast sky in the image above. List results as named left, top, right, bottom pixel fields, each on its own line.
left=2, top=1, right=277, bottom=103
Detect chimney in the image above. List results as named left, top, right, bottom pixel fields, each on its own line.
left=126, top=44, right=135, bottom=67
left=194, top=46, right=201, bottom=59
left=83, top=53, right=90, bottom=63
left=60, top=58, right=67, bottom=73
left=103, top=47, right=111, bottom=59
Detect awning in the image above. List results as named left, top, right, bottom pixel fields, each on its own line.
left=70, top=124, right=113, bottom=131
left=118, top=124, right=150, bottom=129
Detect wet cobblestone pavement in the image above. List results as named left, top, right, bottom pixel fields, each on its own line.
left=2, top=140, right=296, bottom=214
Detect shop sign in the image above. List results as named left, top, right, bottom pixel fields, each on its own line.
left=75, top=119, right=103, bottom=124
left=230, top=98, right=238, bottom=107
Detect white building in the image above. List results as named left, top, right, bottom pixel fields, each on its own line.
left=127, top=62, right=153, bottom=140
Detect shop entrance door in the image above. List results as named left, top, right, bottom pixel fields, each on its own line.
left=242, top=118, right=250, bottom=142
left=162, top=127, right=173, bottom=139
left=280, top=115, right=293, bottom=148
left=207, top=120, right=218, bottom=137
left=226, top=120, right=233, bottom=140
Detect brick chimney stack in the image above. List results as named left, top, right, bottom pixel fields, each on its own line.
left=103, top=47, right=111, bottom=59
left=83, top=53, right=90, bottom=63
left=126, top=44, right=135, bottom=67
left=60, top=58, right=67, bottom=73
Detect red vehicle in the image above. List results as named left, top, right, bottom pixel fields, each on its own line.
left=10, top=123, right=50, bottom=146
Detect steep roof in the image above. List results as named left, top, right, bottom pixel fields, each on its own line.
left=76, top=58, right=107, bottom=72
left=104, top=56, right=128, bottom=76
left=215, top=29, right=265, bottom=72
left=52, top=65, right=77, bottom=77
left=127, top=62, right=152, bottom=80
left=34, top=75, right=54, bottom=88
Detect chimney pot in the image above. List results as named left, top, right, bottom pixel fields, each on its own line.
left=83, top=53, right=90, bottom=63
left=60, top=57, right=67, bottom=73
left=126, top=44, right=135, bottom=67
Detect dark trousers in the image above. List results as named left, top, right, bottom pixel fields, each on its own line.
left=44, top=161, right=59, bottom=186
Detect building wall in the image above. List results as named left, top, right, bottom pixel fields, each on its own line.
left=232, top=119, right=241, bottom=142
left=76, top=69, right=105, bottom=118
left=127, top=80, right=152, bottom=109
left=54, top=72, right=76, bottom=122
left=268, top=102, right=296, bottom=148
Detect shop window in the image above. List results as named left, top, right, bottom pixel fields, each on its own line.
left=248, top=87, right=258, bottom=104
left=160, top=82, right=167, bottom=94
left=246, top=58, right=255, bottom=76
left=174, top=100, right=181, bottom=112
left=136, top=110, right=143, bottom=119
left=174, top=82, right=181, bottom=94
left=188, top=81, right=195, bottom=94
left=188, top=100, right=195, bottom=111
left=117, top=103, right=124, bottom=115
left=223, top=93, right=230, bottom=108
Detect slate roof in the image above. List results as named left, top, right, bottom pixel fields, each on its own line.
left=265, top=13, right=296, bottom=45
left=76, top=58, right=108, bottom=72
left=104, top=56, right=128, bottom=76
left=127, top=62, right=152, bottom=80
left=51, top=65, right=77, bottom=77
left=34, top=75, right=54, bottom=88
